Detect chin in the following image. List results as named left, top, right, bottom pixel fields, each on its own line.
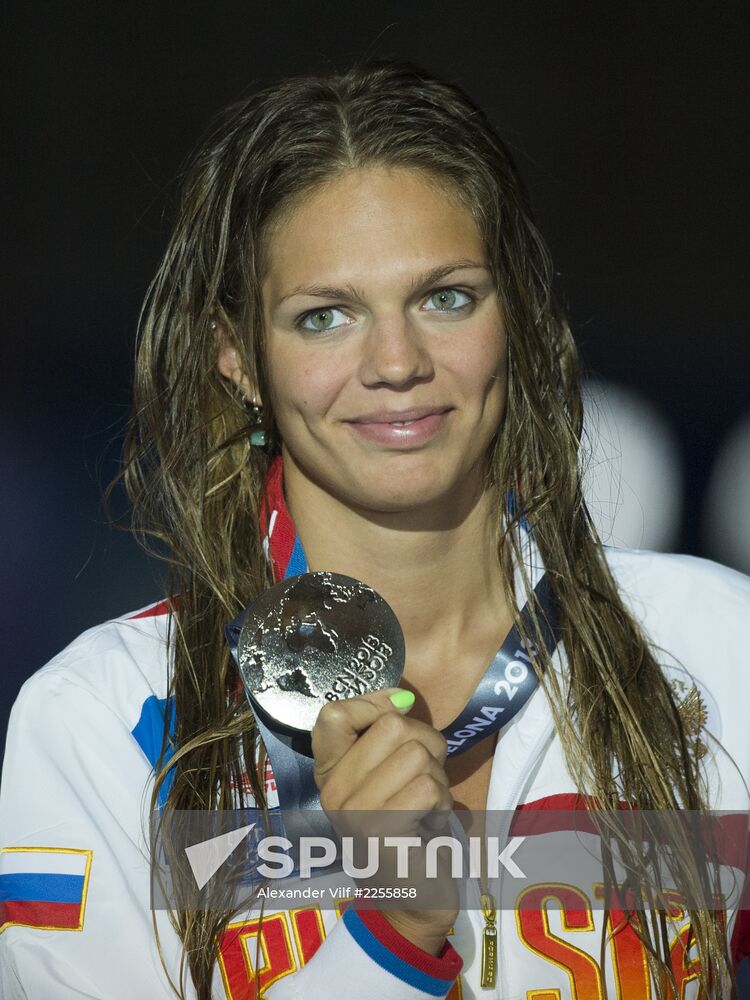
left=345, top=466, right=466, bottom=517
left=357, top=488, right=437, bottom=515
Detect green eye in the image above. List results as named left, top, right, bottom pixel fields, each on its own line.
left=308, top=310, right=333, bottom=330
left=425, top=288, right=473, bottom=312
left=297, top=307, right=348, bottom=332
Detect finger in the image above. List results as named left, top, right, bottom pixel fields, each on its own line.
left=316, top=713, right=448, bottom=806
left=311, top=687, right=412, bottom=778
left=343, top=742, right=450, bottom=810
left=332, top=710, right=448, bottom=783
left=384, top=772, right=454, bottom=816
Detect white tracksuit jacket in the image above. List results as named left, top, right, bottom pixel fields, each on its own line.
left=2, top=546, right=750, bottom=999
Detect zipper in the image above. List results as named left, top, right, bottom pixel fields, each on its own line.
left=479, top=879, right=497, bottom=988
left=447, top=812, right=498, bottom=991
left=486, top=702, right=556, bottom=996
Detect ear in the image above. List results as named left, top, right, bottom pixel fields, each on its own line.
left=214, top=321, right=261, bottom=404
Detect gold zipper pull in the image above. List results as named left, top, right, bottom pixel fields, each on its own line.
left=480, top=891, right=497, bottom=988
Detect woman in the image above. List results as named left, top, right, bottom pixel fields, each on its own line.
left=1, top=59, right=749, bottom=1000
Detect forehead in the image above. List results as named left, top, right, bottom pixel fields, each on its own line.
left=261, top=166, right=484, bottom=300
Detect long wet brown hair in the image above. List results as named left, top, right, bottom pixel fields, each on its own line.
left=119, top=59, right=733, bottom=998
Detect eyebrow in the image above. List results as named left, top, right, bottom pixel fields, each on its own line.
left=277, top=259, right=490, bottom=305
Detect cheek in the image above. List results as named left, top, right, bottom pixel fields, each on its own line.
left=267, top=346, right=345, bottom=422
left=484, top=322, right=508, bottom=387
left=452, top=326, right=508, bottom=401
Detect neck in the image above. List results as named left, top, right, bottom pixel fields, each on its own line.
left=281, top=455, right=513, bottom=680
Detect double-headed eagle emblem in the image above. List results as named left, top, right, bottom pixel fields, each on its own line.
left=669, top=677, right=709, bottom=760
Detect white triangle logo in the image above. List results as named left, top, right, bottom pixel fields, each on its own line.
left=184, top=824, right=256, bottom=890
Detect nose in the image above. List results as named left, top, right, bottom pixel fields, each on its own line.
left=358, top=316, right=435, bottom=390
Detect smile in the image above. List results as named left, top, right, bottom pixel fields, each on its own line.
left=344, top=407, right=453, bottom=448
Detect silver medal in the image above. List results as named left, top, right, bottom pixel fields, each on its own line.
left=236, top=572, right=405, bottom=732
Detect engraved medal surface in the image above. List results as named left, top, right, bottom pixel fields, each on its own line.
left=237, top=572, right=405, bottom=732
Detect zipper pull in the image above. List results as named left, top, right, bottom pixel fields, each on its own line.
left=480, top=891, right=497, bottom=988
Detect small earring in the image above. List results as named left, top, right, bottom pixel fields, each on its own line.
left=246, top=399, right=268, bottom=448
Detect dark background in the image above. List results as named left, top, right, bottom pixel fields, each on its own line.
left=3, top=2, right=748, bottom=748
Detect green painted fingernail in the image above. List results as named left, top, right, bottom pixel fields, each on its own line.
left=389, top=689, right=415, bottom=711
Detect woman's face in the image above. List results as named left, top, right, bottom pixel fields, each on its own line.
left=258, top=165, right=507, bottom=516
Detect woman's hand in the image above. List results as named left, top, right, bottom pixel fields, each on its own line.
left=311, top=688, right=458, bottom=953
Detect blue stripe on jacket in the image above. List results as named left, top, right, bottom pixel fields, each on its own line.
left=131, top=694, right=176, bottom=807
left=342, top=908, right=455, bottom=997
left=0, top=872, right=84, bottom=904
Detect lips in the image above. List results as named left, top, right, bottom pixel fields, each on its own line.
left=344, top=406, right=453, bottom=448
left=347, top=406, right=453, bottom=425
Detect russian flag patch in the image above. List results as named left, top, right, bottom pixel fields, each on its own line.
left=0, top=847, right=93, bottom=933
